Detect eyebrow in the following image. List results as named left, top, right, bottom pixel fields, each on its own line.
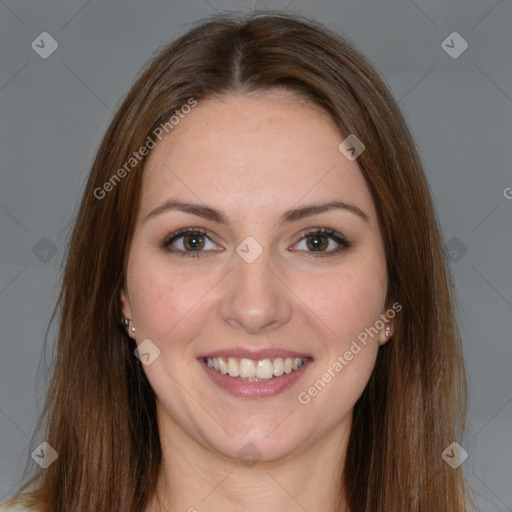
left=144, top=199, right=369, bottom=225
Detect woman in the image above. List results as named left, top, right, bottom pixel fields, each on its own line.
left=1, top=11, right=472, bottom=512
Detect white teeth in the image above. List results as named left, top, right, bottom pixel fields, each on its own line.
left=227, top=357, right=239, bottom=377
left=256, top=359, right=274, bottom=379
left=273, top=357, right=284, bottom=377
left=239, top=358, right=256, bottom=378
left=218, top=357, right=228, bottom=374
left=205, top=356, right=308, bottom=379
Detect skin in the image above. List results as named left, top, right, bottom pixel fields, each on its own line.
left=120, top=90, right=393, bottom=512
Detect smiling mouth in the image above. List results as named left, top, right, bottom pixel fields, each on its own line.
left=203, top=356, right=311, bottom=381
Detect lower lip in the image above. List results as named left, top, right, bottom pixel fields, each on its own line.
left=200, top=358, right=313, bottom=399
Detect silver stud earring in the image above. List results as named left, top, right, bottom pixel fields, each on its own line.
left=122, top=318, right=136, bottom=334
left=385, top=325, right=391, bottom=338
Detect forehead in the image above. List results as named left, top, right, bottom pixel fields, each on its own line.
left=139, top=91, right=376, bottom=223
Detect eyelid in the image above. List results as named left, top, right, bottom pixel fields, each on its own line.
left=161, top=227, right=220, bottom=255
left=290, top=227, right=350, bottom=257
left=294, top=227, right=349, bottom=244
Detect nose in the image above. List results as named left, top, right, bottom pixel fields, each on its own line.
left=219, top=247, right=292, bottom=335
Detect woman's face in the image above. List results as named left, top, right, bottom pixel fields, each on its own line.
left=121, top=91, right=392, bottom=463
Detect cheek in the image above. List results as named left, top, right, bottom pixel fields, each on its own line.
left=294, top=263, right=387, bottom=345
left=126, top=254, right=207, bottom=342
left=293, top=266, right=386, bottom=422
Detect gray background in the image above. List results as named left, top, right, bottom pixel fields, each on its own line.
left=0, top=0, right=511, bottom=510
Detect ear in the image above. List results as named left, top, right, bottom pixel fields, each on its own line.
left=120, top=287, right=135, bottom=340
left=378, top=315, right=395, bottom=346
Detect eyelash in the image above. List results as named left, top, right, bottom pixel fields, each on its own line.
left=161, top=227, right=351, bottom=259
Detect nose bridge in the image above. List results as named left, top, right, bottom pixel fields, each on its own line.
left=219, top=243, right=292, bottom=334
left=235, top=247, right=274, bottom=294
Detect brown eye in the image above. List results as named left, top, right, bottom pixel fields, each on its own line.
left=292, top=228, right=350, bottom=257
left=305, top=233, right=330, bottom=251
left=182, top=233, right=205, bottom=251
left=163, top=228, right=220, bottom=258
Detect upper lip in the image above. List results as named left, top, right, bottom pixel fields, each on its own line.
left=198, top=348, right=313, bottom=360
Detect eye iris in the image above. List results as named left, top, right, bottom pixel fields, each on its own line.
left=307, top=234, right=328, bottom=251
left=184, top=233, right=205, bottom=250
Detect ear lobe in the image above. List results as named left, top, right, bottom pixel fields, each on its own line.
left=378, top=318, right=394, bottom=346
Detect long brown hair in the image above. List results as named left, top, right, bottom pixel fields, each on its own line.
left=2, top=11, right=471, bottom=511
